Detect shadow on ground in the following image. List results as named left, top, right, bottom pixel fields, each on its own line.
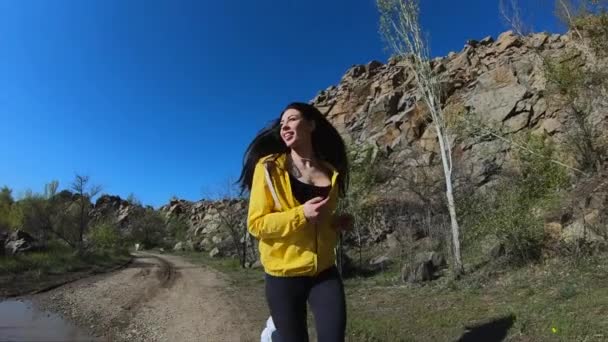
left=456, top=314, right=516, bottom=342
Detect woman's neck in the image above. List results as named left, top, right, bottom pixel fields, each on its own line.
left=290, top=145, right=315, bottom=169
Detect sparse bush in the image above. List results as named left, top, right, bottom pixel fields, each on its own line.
left=126, top=193, right=142, bottom=206
left=337, top=145, right=387, bottom=273
left=167, top=214, right=189, bottom=242
left=543, top=11, right=608, bottom=173
left=0, top=238, right=129, bottom=278
left=543, top=53, right=608, bottom=172
left=50, top=197, right=82, bottom=248
left=564, top=107, right=607, bottom=172
left=88, top=221, right=123, bottom=251
left=0, top=241, right=75, bottom=274
left=0, top=186, right=20, bottom=231
left=17, top=193, right=55, bottom=246
left=127, top=208, right=167, bottom=248
left=461, top=134, right=570, bottom=265
left=572, top=11, right=608, bottom=57
left=216, top=200, right=250, bottom=267
left=543, top=53, right=586, bottom=100
left=515, top=133, right=570, bottom=198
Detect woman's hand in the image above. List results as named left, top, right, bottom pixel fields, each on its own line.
left=332, top=213, right=354, bottom=232
left=303, top=196, right=330, bottom=223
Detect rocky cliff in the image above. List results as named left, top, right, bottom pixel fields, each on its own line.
left=313, top=31, right=596, bottom=186
left=310, top=30, right=607, bottom=243
left=161, top=30, right=607, bottom=264
left=158, top=198, right=252, bottom=259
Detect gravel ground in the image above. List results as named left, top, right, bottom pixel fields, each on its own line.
left=34, top=252, right=258, bottom=342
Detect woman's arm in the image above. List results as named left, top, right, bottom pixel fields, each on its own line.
left=247, top=162, right=308, bottom=239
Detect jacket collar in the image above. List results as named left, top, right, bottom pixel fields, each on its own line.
left=263, top=153, right=339, bottom=180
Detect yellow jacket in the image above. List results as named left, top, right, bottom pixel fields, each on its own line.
left=247, top=153, right=340, bottom=277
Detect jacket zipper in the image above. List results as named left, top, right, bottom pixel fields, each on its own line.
left=314, top=222, right=319, bottom=274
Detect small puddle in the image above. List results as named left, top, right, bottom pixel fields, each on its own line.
left=0, top=299, right=101, bottom=342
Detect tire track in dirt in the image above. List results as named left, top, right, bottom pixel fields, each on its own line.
left=107, top=254, right=178, bottom=331
left=33, top=252, right=258, bottom=341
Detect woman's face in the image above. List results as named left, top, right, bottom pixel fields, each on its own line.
left=280, top=108, right=314, bottom=148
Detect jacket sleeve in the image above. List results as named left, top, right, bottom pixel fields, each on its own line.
left=247, top=161, right=308, bottom=239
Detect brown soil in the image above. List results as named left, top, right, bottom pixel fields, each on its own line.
left=33, top=252, right=259, bottom=341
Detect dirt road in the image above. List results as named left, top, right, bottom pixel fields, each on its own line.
left=34, top=252, right=261, bottom=342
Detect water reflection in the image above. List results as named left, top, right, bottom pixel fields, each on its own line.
left=0, top=299, right=101, bottom=342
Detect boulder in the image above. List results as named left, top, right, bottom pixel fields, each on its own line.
left=209, top=247, right=220, bottom=258
left=4, top=230, right=38, bottom=255
left=370, top=255, right=391, bottom=269
left=173, top=241, right=184, bottom=251
left=401, top=251, right=447, bottom=283
left=481, top=234, right=506, bottom=260
left=495, top=31, right=522, bottom=52
left=466, top=66, right=527, bottom=124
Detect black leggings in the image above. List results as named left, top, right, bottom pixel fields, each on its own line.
left=265, top=266, right=346, bottom=342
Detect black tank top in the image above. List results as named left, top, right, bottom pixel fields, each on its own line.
left=289, top=173, right=331, bottom=204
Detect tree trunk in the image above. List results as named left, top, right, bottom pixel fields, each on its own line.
left=435, top=125, right=464, bottom=276
left=79, top=199, right=85, bottom=251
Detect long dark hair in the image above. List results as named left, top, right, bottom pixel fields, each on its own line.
left=238, top=102, right=349, bottom=197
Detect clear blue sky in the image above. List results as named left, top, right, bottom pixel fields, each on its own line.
left=0, top=0, right=562, bottom=207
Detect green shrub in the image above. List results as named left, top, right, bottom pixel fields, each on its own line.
left=0, top=241, right=78, bottom=274
left=0, top=186, right=18, bottom=231
left=0, top=239, right=128, bottom=275
left=88, top=221, right=123, bottom=251
left=461, top=134, right=570, bottom=264
left=515, top=133, right=570, bottom=199
left=543, top=53, right=585, bottom=101
left=543, top=40, right=608, bottom=172
left=127, top=208, right=167, bottom=248
left=167, top=215, right=190, bottom=242
left=573, top=12, right=608, bottom=57
left=337, top=145, right=389, bottom=273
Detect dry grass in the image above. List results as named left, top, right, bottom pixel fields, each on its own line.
left=180, top=249, right=608, bottom=341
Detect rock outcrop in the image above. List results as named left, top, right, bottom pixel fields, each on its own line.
left=315, top=32, right=600, bottom=181
left=3, top=229, right=38, bottom=255
left=159, top=198, right=253, bottom=259
left=91, top=195, right=135, bottom=227
left=311, top=30, right=607, bottom=243
left=157, top=30, right=607, bottom=271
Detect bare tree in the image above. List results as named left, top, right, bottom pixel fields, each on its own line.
left=44, top=180, right=59, bottom=199
left=555, top=0, right=585, bottom=40
left=499, top=0, right=529, bottom=36
left=377, top=0, right=464, bottom=275
left=71, top=175, right=102, bottom=251
left=207, top=177, right=251, bottom=267
left=36, top=180, right=60, bottom=245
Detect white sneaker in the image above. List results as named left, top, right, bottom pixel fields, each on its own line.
left=260, top=316, right=276, bottom=342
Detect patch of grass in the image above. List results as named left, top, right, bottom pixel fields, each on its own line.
left=0, top=242, right=130, bottom=276
left=1, top=243, right=77, bottom=274
left=460, top=133, right=570, bottom=265
left=557, top=283, right=577, bottom=300
left=0, top=241, right=131, bottom=297
left=177, top=251, right=608, bottom=341
left=348, top=316, right=411, bottom=342
left=344, top=255, right=608, bottom=341
left=177, top=250, right=264, bottom=285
